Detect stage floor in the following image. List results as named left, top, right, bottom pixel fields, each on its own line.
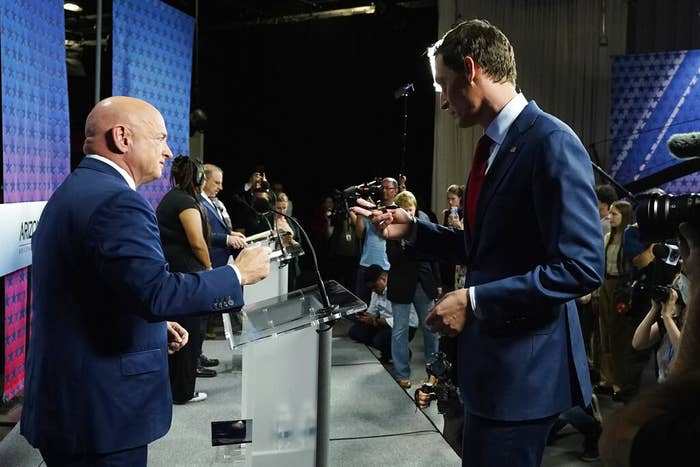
left=1, top=318, right=619, bottom=466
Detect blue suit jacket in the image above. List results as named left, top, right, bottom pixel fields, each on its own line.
left=200, top=194, right=235, bottom=268
left=21, top=158, right=244, bottom=453
left=414, top=102, right=604, bottom=421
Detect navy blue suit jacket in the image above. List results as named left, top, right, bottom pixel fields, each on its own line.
left=21, top=158, right=244, bottom=454
left=200, top=194, right=235, bottom=268
left=414, top=102, right=604, bottom=421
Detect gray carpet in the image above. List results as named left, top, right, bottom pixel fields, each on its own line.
left=1, top=317, right=626, bottom=466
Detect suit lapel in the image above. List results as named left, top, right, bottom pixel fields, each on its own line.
left=469, top=101, right=541, bottom=252
left=200, top=195, right=228, bottom=229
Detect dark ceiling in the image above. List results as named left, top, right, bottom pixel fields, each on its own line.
left=64, top=0, right=435, bottom=41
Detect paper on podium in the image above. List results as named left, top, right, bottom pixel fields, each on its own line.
left=229, top=280, right=366, bottom=349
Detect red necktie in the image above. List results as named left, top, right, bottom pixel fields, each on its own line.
left=465, top=135, right=492, bottom=234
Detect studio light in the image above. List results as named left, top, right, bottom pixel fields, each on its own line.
left=64, top=2, right=83, bottom=12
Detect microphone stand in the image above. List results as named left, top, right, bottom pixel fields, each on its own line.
left=590, top=160, right=638, bottom=203
left=240, top=195, right=334, bottom=311
left=263, top=205, right=336, bottom=467
left=265, top=207, right=333, bottom=311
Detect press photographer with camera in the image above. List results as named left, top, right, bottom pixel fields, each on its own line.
left=415, top=336, right=464, bottom=457
left=600, top=131, right=700, bottom=465
left=600, top=223, right=700, bottom=467
left=353, top=177, right=398, bottom=304
left=632, top=271, right=688, bottom=383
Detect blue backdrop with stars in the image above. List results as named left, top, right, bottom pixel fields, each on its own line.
left=610, top=50, right=700, bottom=194
left=0, top=0, right=70, bottom=401
left=112, top=0, right=194, bottom=208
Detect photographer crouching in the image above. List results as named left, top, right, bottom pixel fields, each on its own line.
left=414, top=336, right=464, bottom=457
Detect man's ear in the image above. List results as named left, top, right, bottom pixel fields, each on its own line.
left=109, top=124, right=130, bottom=153
left=463, top=56, right=477, bottom=84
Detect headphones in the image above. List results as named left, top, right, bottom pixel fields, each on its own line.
left=193, top=159, right=205, bottom=186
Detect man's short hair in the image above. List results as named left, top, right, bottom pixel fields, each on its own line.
left=203, top=163, right=222, bottom=178
left=433, top=19, right=517, bottom=86
left=364, top=264, right=387, bottom=283
left=595, top=184, right=618, bottom=205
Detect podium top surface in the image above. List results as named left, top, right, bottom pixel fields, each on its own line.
left=231, top=280, right=366, bottom=348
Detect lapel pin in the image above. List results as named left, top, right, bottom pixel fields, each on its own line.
left=510, top=146, right=517, bottom=153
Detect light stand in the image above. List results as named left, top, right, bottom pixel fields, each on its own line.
left=394, top=83, right=414, bottom=175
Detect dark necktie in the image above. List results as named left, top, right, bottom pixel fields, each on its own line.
left=465, top=135, right=492, bottom=234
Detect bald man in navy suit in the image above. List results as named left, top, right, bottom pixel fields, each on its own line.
left=21, top=96, right=270, bottom=467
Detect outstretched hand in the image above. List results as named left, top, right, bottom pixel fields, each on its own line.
left=350, top=198, right=412, bottom=240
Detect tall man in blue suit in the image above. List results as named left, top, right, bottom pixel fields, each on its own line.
left=21, top=96, right=271, bottom=467
left=354, top=19, right=604, bottom=467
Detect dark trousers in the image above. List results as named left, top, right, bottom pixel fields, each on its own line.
left=354, top=265, right=372, bottom=304
left=462, top=411, right=557, bottom=467
left=348, top=322, right=416, bottom=356
left=40, top=445, right=147, bottom=467
left=169, top=315, right=202, bottom=404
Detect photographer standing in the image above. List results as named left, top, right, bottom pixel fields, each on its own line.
left=353, top=177, right=398, bottom=303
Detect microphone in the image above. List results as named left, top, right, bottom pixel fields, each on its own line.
left=393, top=83, right=414, bottom=99
left=238, top=196, right=334, bottom=311
left=265, top=207, right=334, bottom=311
left=667, top=132, right=700, bottom=159
left=652, top=242, right=680, bottom=266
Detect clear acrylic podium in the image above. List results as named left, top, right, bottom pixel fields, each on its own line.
left=221, top=280, right=366, bottom=467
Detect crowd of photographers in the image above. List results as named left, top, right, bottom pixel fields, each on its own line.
left=208, top=164, right=700, bottom=465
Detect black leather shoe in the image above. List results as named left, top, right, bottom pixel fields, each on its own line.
left=196, top=366, right=217, bottom=378
left=199, top=354, right=220, bottom=367
left=593, top=384, right=614, bottom=396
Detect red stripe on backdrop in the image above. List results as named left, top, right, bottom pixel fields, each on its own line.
left=3, top=268, right=28, bottom=401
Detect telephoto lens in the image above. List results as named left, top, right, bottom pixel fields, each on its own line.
left=636, top=193, right=700, bottom=242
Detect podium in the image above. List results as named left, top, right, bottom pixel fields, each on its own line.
left=221, top=279, right=365, bottom=467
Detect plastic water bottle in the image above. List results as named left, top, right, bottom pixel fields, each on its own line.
left=275, top=405, right=294, bottom=450
left=449, top=206, right=459, bottom=221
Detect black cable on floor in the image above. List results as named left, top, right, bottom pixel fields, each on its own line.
left=330, top=429, right=439, bottom=441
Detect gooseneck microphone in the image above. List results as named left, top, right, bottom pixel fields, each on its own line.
left=265, top=207, right=333, bottom=311
left=236, top=194, right=333, bottom=312
left=667, top=132, right=700, bottom=159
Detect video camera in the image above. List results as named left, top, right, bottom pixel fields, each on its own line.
left=634, top=132, right=700, bottom=243
left=636, top=193, right=700, bottom=242
left=332, top=178, right=384, bottom=218
left=414, top=351, right=460, bottom=415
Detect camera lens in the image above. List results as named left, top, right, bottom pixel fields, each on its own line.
left=637, top=194, right=700, bottom=242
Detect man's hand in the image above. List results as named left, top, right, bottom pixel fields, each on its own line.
left=426, top=288, right=470, bottom=336
left=415, top=386, right=433, bottom=409
left=234, top=244, right=272, bottom=285
left=166, top=321, right=189, bottom=354
left=227, top=231, right=247, bottom=249
left=351, top=198, right=412, bottom=240
left=356, top=312, right=375, bottom=325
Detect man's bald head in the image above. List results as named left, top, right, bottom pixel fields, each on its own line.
left=82, top=96, right=173, bottom=186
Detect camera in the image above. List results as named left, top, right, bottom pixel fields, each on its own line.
left=332, top=178, right=384, bottom=218
left=650, top=285, right=679, bottom=303
left=415, top=351, right=460, bottom=415
left=636, top=192, right=700, bottom=242
left=652, top=242, right=681, bottom=266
